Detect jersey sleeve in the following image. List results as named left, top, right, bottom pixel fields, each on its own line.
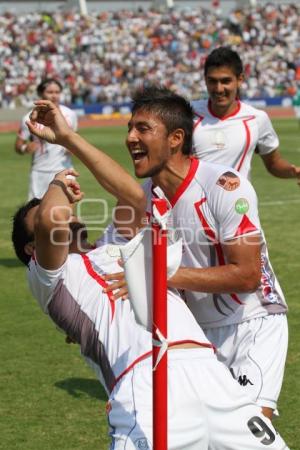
left=27, top=257, right=67, bottom=313
left=70, top=109, right=78, bottom=132
left=17, top=113, right=31, bottom=141
left=207, top=171, right=262, bottom=242
left=256, top=110, right=279, bottom=155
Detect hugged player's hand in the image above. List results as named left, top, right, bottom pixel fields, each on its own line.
left=26, top=100, right=73, bottom=145
left=103, top=270, right=128, bottom=301
left=52, top=168, right=84, bottom=204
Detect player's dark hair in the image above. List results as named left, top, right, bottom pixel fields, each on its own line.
left=204, top=47, right=243, bottom=78
left=131, top=85, right=194, bottom=155
left=12, top=198, right=41, bottom=266
left=37, top=78, right=63, bottom=97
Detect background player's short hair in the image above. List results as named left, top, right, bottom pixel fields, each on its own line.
left=131, top=84, right=194, bottom=155
left=37, top=78, right=63, bottom=97
left=12, top=198, right=41, bottom=266
left=204, top=47, right=243, bottom=78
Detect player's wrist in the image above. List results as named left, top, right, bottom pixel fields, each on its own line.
left=19, top=143, right=27, bottom=153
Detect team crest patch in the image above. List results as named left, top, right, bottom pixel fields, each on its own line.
left=134, top=438, right=150, bottom=449
left=217, top=172, right=240, bottom=191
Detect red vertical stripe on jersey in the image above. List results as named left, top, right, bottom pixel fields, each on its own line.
left=236, top=116, right=255, bottom=172
left=81, top=253, right=115, bottom=321
left=170, top=157, right=199, bottom=207
left=194, top=198, right=242, bottom=305
left=208, top=99, right=241, bottom=120
left=234, top=214, right=258, bottom=237
left=193, top=113, right=204, bottom=130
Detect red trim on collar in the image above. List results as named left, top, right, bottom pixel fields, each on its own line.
left=170, top=157, right=199, bottom=207
left=208, top=99, right=241, bottom=120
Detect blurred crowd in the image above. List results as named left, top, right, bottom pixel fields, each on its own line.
left=0, top=2, right=299, bottom=108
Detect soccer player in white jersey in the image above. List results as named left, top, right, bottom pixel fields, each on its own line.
left=15, top=78, right=78, bottom=199
left=11, top=114, right=289, bottom=449
left=192, top=47, right=300, bottom=183
left=125, top=85, right=288, bottom=421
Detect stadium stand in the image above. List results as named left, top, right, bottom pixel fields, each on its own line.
left=0, top=2, right=299, bottom=107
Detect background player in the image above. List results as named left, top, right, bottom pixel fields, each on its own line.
left=192, top=47, right=300, bottom=184
left=15, top=78, right=78, bottom=199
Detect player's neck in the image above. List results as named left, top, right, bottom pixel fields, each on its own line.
left=152, top=155, right=191, bottom=200
left=209, top=99, right=239, bottom=119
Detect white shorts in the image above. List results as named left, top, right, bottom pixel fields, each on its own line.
left=204, top=314, right=288, bottom=410
left=28, top=170, right=57, bottom=199
left=107, top=348, right=288, bottom=449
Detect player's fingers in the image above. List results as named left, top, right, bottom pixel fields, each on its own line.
left=110, top=287, right=128, bottom=301
left=103, top=272, right=124, bottom=282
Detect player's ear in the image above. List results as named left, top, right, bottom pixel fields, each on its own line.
left=24, top=241, right=35, bottom=256
left=169, top=128, right=185, bottom=153
left=237, top=73, right=244, bottom=88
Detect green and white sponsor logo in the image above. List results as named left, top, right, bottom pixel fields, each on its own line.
left=235, top=198, right=249, bottom=214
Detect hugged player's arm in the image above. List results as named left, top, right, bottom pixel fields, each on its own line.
left=27, top=100, right=147, bottom=235
left=168, top=234, right=261, bottom=293
left=33, top=169, right=83, bottom=270
left=261, top=150, right=300, bottom=185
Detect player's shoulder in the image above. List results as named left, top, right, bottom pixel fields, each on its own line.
left=240, top=100, right=270, bottom=121
left=59, top=104, right=76, bottom=116
left=197, top=160, right=252, bottom=198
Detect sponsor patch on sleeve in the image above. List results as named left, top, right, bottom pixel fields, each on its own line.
left=216, top=171, right=240, bottom=191
left=235, top=198, right=249, bottom=214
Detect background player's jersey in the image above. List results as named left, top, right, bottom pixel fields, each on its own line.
left=28, top=244, right=211, bottom=393
left=18, top=104, right=78, bottom=172
left=192, top=100, right=279, bottom=179
left=142, top=158, right=287, bottom=329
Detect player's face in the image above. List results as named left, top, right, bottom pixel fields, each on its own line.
left=205, top=66, right=243, bottom=116
left=126, top=111, right=173, bottom=179
left=41, top=83, right=61, bottom=105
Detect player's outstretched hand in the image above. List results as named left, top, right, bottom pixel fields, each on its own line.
left=292, top=165, right=300, bottom=186
left=26, top=100, right=73, bottom=145
left=53, top=168, right=84, bottom=204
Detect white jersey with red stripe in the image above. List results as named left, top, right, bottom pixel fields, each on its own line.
left=142, top=158, right=287, bottom=329
left=192, top=99, right=279, bottom=179
left=27, top=244, right=212, bottom=394
left=18, top=104, right=78, bottom=172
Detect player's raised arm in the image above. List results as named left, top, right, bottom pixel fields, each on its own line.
left=27, top=100, right=147, bottom=234
left=34, top=169, right=84, bottom=270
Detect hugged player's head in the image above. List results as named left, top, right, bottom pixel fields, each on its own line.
left=12, top=198, right=41, bottom=266
left=12, top=197, right=89, bottom=266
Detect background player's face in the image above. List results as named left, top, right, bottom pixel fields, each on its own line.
left=205, top=65, right=243, bottom=114
left=126, top=110, right=174, bottom=179
left=41, top=82, right=61, bottom=105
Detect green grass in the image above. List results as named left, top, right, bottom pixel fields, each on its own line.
left=0, top=119, right=299, bottom=449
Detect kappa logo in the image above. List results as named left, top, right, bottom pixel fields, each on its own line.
left=134, top=438, right=151, bottom=449
left=230, top=368, right=254, bottom=387
left=217, top=171, right=240, bottom=191
left=238, top=375, right=254, bottom=386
